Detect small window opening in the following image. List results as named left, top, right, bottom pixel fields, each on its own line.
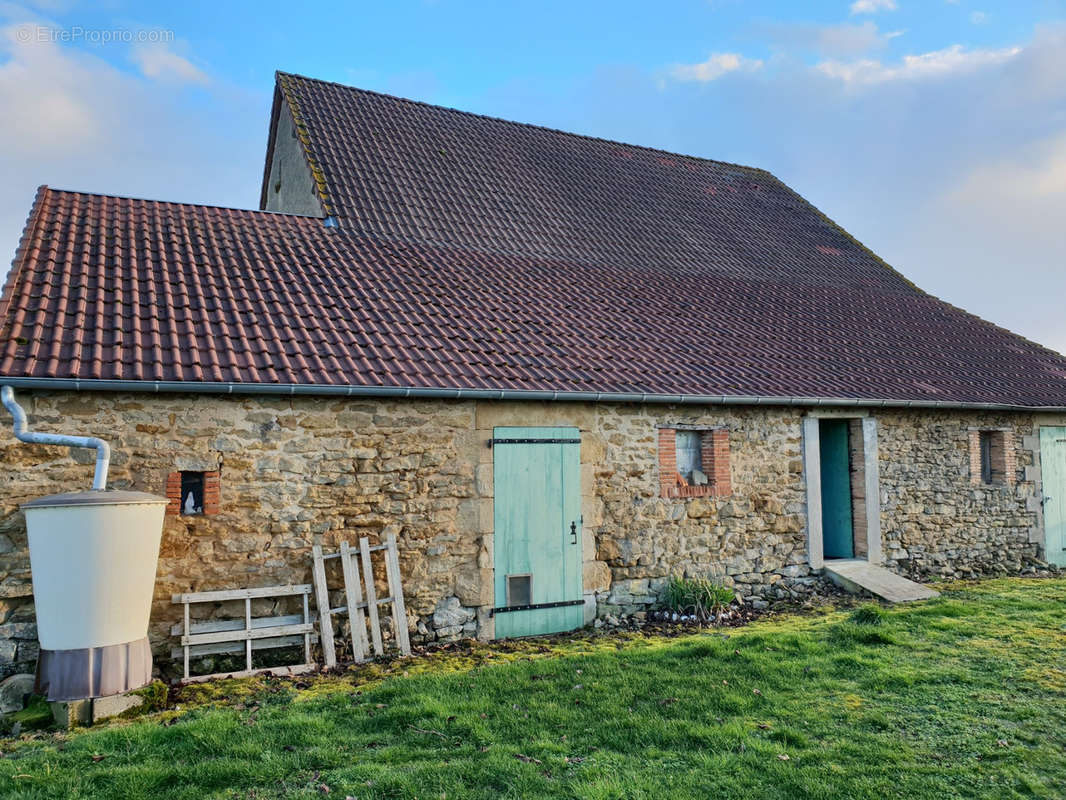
left=675, top=430, right=705, bottom=484
left=181, top=471, right=205, bottom=515
left=980, top=431, right=994, bottom=485
left=507, top=574, right=532, bottom=607
left=659, top=426, right=731, bottom=498
left=974, top=429, right=1010, bottom=486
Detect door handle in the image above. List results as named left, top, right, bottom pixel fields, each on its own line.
left=570, top=520, right=578, bottom=545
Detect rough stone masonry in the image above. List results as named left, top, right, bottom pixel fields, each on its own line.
left=0, top=391, right=1051, bottom=677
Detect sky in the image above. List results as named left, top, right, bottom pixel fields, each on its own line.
left=1, top=0, right=1065, bottom=353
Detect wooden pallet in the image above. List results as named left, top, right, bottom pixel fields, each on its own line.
left=312, top=533, right=411, bottom=667
left=172, top=584, right=317, bottom=682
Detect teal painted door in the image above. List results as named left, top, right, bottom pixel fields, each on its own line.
left=1039, top=427, right=1066, bottom=566
left=820, top=420, right=854, bottom=559
left=493, top=426, right=584, bottom=638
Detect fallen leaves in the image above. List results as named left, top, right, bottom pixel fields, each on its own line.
left=514, top=753, right=542, bottom=764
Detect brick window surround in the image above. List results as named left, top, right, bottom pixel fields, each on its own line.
left=166, top=470, right=220, bottom=516
left=968, top=429, right=1014, bottom=486
left=658, top=427, right=732, bottom=499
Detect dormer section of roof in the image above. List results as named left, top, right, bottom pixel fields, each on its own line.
left=259, top=76, right=328, bottom=219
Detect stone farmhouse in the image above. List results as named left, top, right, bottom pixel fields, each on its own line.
left=0, top=71, right=1064, bottom=673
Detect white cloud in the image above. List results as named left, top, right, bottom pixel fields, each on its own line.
left=948, top=133, right=1066, bottom=202
left=970, top=11, right=988, bottom=25
left=0, top=22, right=112, bottom=155
left=670, top=52, right=763, bottom=82
left=0, top=16, right=263, bottom=282
left=850, top=0, right=897, bottom=14
left=756, top=20, right=889, bottom=57
left=816, top=43, right=1021, bottom=86
left=814, top=21, right=884, bottom=54
left=131, top=42, right=209, bottom=85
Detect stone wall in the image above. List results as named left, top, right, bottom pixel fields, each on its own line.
left=0, top=392, right=484, bottom=676
left=591, top=406, right=1047, bottom=612
left=0, top=392, right=1053, bottom=677
left=591, top=403, right=810, bottom=613
left=876, top=411, right=1041, bottom=579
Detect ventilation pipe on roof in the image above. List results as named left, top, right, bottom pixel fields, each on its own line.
left=1, top=385, right=110, bottom=490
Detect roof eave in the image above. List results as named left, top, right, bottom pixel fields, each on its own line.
left=1, top=376, right=1061, bottom=413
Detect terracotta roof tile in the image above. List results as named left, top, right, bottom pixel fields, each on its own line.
left=2, top=72, right=1066, bottom=406
left=0, top=184, right=1064, bottom=405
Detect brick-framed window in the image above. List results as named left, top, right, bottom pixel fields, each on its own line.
left=968, top=429, right=1014, bottom=486
left=657, top=426, right=732, bottom=499
left=166, top=470, right=220, bottom=516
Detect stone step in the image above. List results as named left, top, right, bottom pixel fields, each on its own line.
left=823, top=560, right=940, bottom=603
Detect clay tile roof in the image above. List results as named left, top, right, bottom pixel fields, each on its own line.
left=2, top=71, right=1066, bottom=407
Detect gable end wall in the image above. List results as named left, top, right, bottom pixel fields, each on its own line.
left=262, top=103, right=325, bottom=217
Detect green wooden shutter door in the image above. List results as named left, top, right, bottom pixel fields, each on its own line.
left=1039, top=427, right=1066, bottom=566
left=493, top=427, right=584, bottom=637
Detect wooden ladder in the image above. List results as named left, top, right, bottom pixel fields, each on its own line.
left=311, top=533, right=411, bottom=667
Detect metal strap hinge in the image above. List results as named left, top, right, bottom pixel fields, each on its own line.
left=488, top=438, right=581, bottom=447
left=490, top=599, right=584, bottom=616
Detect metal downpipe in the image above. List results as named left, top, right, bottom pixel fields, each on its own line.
left=1, top=385, right=111, bottom=490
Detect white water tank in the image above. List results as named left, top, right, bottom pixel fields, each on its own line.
left=22, top=490, right=167, bottom=700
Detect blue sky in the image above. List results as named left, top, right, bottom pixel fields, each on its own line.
left=2, top=0, right=1066, bottom=351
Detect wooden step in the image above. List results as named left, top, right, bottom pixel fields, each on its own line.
left=823, top=560, right=939, bottom=603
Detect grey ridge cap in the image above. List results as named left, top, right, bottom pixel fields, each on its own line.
left=2, top=376, right=1065, bottom=413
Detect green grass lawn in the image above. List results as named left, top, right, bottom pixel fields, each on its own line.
left=1, top=578, right=1064, bottom=799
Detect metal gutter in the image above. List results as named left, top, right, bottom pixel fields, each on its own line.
left=0, top=376, right=1063, bottom=413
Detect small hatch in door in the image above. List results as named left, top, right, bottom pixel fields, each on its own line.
left=506, top=574, right=532, bottom=606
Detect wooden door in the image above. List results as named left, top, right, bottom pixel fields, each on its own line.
left=492, top=427, right=583, bottom=637
left=820, top=419, right=854, bottom=559
left=1039, top=427, right=1066, bottom=566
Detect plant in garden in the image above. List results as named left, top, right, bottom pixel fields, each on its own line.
left=662, top=574, right=736, bottom=621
